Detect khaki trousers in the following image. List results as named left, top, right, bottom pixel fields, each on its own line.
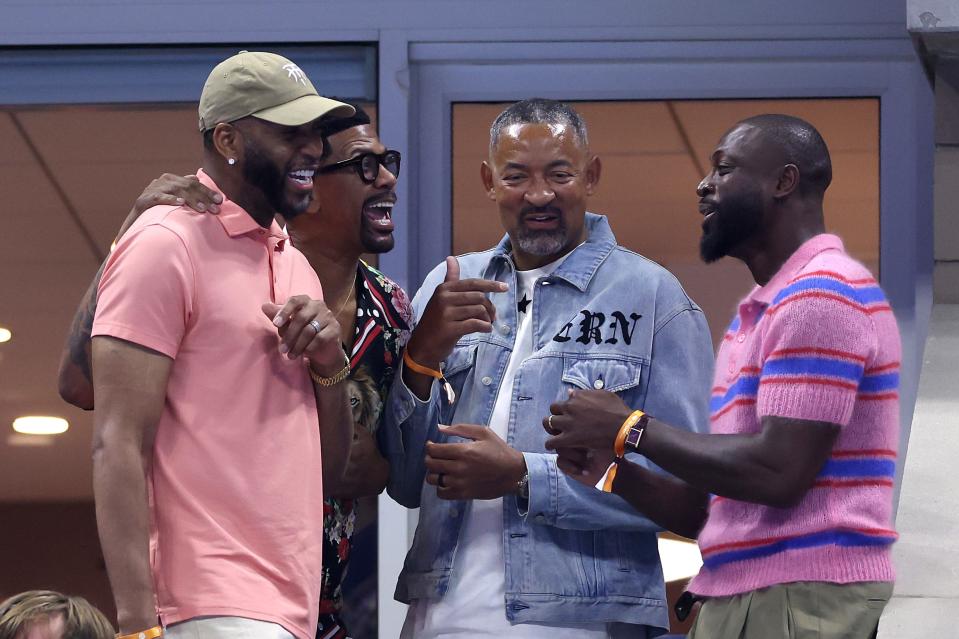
left=687, top=581, right=893, bottom=639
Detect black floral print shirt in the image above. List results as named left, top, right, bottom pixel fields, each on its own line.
left=318, top=260, right=412, bottom=639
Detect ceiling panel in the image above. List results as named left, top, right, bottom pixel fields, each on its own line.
left=0, top=163, right=99, bottom=264
left=16, top=106, right=200, bottom=164
left=0, top=112, right=35, bottom=166
left=55, top=159, right=205, bottom=249
left=674, top=98, right=879, bottom=167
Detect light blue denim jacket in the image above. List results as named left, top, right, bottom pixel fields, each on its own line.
left=381, top=214, right=713, bottom=634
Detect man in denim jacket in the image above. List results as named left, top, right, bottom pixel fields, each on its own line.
left=381, top=99, right=714, bottom=638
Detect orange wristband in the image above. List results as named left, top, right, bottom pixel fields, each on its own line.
left=116, top=626, right=162, bottom=639
left=403, top=350, right=443, bottom=379
left=403, top=350, right=456, bottom=404
left=601, top=460, right=620, bottom=493
left=614, top=410, right=645, bottom=457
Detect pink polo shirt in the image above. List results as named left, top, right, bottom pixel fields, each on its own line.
left=92, top=170, right=325, bottom=639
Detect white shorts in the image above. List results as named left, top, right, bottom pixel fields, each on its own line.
left=164, top=616, right=295, bottom=639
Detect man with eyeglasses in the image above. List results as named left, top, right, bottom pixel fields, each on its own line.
left=58, top=103, right=411, bottom=639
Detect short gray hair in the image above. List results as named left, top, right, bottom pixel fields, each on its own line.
left=489, top=98, right=589, bottom=153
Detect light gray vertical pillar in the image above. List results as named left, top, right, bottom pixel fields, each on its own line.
left=933, top=60, right=959, bottom=302
left=881, top=7, right=959, bottom=634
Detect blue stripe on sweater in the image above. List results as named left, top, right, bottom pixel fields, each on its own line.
left=772, top=278, right=886, bottom=306
left=710, top=376, right=760, bottom=413
left=859, top=372, right=899, bottom=393
left=818, top=458, right=896, bottom=479
left=702, top=529, right=896, bottom=570
left=761, top=357, right=864, bottom=382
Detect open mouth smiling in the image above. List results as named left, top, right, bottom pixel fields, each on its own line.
left=287, top=168, right=316, bottom=192
left=364, top=197, right=396, bottom=231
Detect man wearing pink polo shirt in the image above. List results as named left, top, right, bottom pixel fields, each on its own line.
left=544, top=114, right=900, bottom=638
left=89, top=52, right=355, bottom=639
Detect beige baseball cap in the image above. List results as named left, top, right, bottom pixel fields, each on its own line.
left=198, top=51, right=355, bottom=131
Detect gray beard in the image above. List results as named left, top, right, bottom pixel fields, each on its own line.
left=514, top=228, right=568, bottom=257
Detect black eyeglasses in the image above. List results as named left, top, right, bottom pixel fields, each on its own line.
left=316, top=150, right=401, bottom=184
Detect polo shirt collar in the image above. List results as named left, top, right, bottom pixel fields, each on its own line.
left=196, top=169, right=289, bottom=246
left=749, top=233, right=845, bottom=306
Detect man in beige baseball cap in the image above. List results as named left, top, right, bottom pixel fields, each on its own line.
left=87, top=50, right=356, bottom=639
left=198, top=50, right=354, bottom=131
left=191, top=50, right=356, bottom=226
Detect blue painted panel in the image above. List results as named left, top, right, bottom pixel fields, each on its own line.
left=0, top=45, right=376, bottom=106
left=0, top=0, right=908, bottom=46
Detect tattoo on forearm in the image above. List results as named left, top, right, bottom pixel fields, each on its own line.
left=67, top=260, right=108, bottom=383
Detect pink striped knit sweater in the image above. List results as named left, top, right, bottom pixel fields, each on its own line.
left=688, top=234, right=900, bottom=597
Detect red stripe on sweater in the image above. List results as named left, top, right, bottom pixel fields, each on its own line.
left=767, top=347, right=867, bottom=362
left=767, top=291, right=891, bottom=316
left=858, top=392, right=899, bottom=401
left=865, top=362, right=901, bottom=374
left=831, top=449, right=897, bottom=459
left=792, top=270, right=876, bottom=286
left=814, top=478, right=894, bottom=489
left=711, top=397, right=757, bottom=419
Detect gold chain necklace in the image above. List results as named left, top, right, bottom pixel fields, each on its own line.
left=332, top=281, right=356, bottom=318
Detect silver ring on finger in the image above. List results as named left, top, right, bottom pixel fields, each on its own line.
left=308, top=319, right=322, bottom=333
left=547, top=414, right=554, bottom=430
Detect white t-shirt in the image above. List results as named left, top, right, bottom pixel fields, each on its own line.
left=402, top=255, right=608, bottom=639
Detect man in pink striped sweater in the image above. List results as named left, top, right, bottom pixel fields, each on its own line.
left=543, top=114, right=899, bottom=638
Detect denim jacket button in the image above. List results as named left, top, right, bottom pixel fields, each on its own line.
left=534, top=514, right=546, bottom=523
left=593, top=379, right=604, bottom=389
left=501, top=325, right=512, bottom=335
left=481, top=376, right=493, bottom=386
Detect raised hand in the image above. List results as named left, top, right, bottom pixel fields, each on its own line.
left=262, top=295, right=345, bottom=376
left=555, top=446, right=616, bottom=488
left=405, top=256, right=508, bottom=371
left=133, top=173, right=223, bottom=217
left=544, top=389, right=633, bottom=454
left=424, top=424, right=526, bottom=500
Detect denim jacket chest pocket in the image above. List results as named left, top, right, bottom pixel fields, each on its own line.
left=561, top=356, right=648, bottom=402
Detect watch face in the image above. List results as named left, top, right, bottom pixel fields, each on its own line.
left=518, top=475, right=530, bottom=499
left=625, top=426, right=644, bottom=449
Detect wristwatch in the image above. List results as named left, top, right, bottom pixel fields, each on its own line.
left=516, top=472, right=530, bottom=500
left=623, top=411, right=650, bottom=454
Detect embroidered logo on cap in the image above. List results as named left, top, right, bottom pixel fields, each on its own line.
left=283, top=63, right=308, bottom=85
